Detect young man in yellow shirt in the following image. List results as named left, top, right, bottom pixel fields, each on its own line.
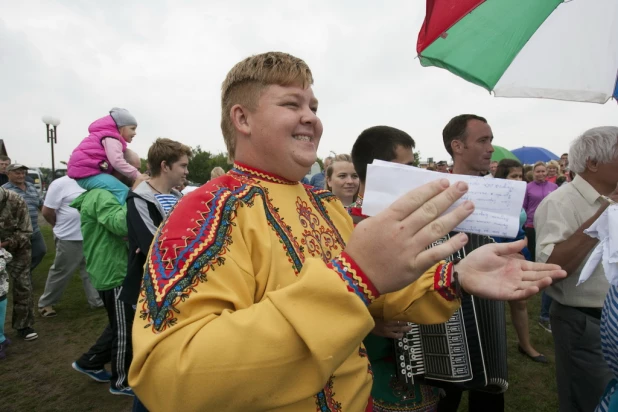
left=129, top=52, right=566, bottom=411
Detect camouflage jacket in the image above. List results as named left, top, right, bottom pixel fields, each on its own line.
left=0, top=187, right=33, bottom=254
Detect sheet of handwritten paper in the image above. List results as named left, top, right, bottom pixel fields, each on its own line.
left=362, top=160, right=526, bottom=238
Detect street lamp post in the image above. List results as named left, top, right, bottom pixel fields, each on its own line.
left=42, top=116, right=61, bottom=181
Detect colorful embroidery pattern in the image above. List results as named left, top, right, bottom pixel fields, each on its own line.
left=329, top=252, right=380, bottom=306
left=314, top=377, right=342, bottom=412
left=296, top=197, right=340, bottom=262
left=231, top=169, right=305, bottom=274
left=140, top=164, right=332, bottom=332
left=232, top=162, right=298, bottom=185
left=141, top=182, right=250, bottom=331
left=434, top=262, right=457, bottom=301
left=306, top=189, right=346, bottom=248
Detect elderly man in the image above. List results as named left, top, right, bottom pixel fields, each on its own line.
left=2, top=164, right=47, bottom=274
left=37, top=176, right=103, bottom=317
left=535, top=126, right=618, bottom=412
left=0, top=187, right=36, bottom=340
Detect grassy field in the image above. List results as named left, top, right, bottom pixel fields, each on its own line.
left=1, top=221, right=558, bottom=411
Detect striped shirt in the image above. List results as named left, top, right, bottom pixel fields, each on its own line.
left=597, top=284, right=618, bottom=412
left=2, top=182, right=42, bottom=233
left=154, top=194, right=179, bottom=215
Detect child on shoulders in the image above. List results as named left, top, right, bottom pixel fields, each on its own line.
left=68, top=108, right=148, bottom=204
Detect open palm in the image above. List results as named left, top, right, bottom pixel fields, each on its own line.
left=456, top=239, right=566, bottom=301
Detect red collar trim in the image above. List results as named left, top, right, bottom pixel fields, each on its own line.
left=230, top=162, right=299, bottom=185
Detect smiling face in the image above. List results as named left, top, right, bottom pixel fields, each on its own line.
left=326, top=161, right=359, bottom=202
left=533, top=165, right=547, bottom=182
left=119, top=125, right=137, bottom=143
left=233, top=84, right=323, bottom=181
left=7, top=168, right=26, bottom=185
left=547, top=165, right=558, bottom=177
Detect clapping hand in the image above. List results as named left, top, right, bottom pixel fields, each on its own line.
left=456, top=239, right=566, bottom=301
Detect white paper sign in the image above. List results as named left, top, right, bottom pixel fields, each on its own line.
left=578, top=204, right=618, bottom=286
left=363, top=160, right=526, bottom=238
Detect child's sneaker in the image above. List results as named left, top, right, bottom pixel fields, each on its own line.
left=0, top=337, right=12, bottom=360
left=109, top=387, right=135, bottom=397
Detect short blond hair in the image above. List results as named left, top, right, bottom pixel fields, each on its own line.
left=210, top=166, right=225, bottom=179
left=533, top=161, right=546, bottom=171
left=220, top=52, right=314, bottom=161
left=546, top=160, right=560, bottom=170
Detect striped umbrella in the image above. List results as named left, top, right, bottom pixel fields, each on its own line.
left=417, top=0, right=618, bottom=104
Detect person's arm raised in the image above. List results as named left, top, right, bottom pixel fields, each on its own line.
left=455, top=239, right=566, bottom=300
left=346, top=179, right=473, bottom=294
left=346, top=179, right=566, bottom=299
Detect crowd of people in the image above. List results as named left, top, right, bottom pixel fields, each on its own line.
left=0, top=51, right=616, bottom=412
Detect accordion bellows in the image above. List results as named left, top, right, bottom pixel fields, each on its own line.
left=395, top=233, right=509, bottom=393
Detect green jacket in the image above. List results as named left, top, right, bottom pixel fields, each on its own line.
left=71, top=189, right=128, bottom=291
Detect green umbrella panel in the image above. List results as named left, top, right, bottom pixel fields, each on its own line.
left=491, top=145, right=520, bottom=162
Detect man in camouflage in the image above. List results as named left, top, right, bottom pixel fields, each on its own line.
left=0, top=187, right=37, bottom=340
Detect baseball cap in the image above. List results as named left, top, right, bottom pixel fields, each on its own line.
left=6, top=164, right=28, bottom=172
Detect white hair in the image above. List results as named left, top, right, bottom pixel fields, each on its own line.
left=569, top=126, right=618, bottom=174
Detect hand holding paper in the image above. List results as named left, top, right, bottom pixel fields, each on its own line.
left=578, top=204, right=618, bottom=286
left=345, top=178, right=566, bottom=297
left=363, top=161, right=527, bottom=238
left=346, top=178, right=474, bottom=294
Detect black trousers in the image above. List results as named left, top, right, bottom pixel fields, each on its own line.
left=75, top=287, right=134, bottom=390
left=437, top=384, right=504, bottom=412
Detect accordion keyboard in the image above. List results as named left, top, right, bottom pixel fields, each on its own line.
left=395, top=323, right=425, bottom=387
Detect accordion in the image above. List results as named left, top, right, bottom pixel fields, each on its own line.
left=394, top=233, right=509, bottom=393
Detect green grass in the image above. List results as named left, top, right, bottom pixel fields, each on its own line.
left=1, top=221, right=558, bottom=411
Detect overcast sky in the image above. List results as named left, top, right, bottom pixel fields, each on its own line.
left=2, top=0, right=617, bottom=168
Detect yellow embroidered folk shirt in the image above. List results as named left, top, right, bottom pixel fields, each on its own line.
left=130, top=163, right=459, bottom=411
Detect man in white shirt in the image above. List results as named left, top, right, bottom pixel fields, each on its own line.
left=38, top=176, right=103, bottom=317
left=535, top=126, right=618, bottom=412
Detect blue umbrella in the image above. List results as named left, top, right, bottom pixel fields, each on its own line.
left=510, top=146, right=559, bottom=165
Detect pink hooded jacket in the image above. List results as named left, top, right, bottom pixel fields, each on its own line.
left=67, top=115, right=128, bottom=179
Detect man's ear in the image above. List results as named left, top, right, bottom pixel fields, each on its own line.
left=230, top=104, right=251, bottom=137
left=586, top=158, right=599, bottom=173
left=451, top=139, right=462, bottom=155
left=160, top=160, right=169, bottom=173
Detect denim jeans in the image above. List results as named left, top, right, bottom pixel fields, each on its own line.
left=540, top=291, right=552, bottom=321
